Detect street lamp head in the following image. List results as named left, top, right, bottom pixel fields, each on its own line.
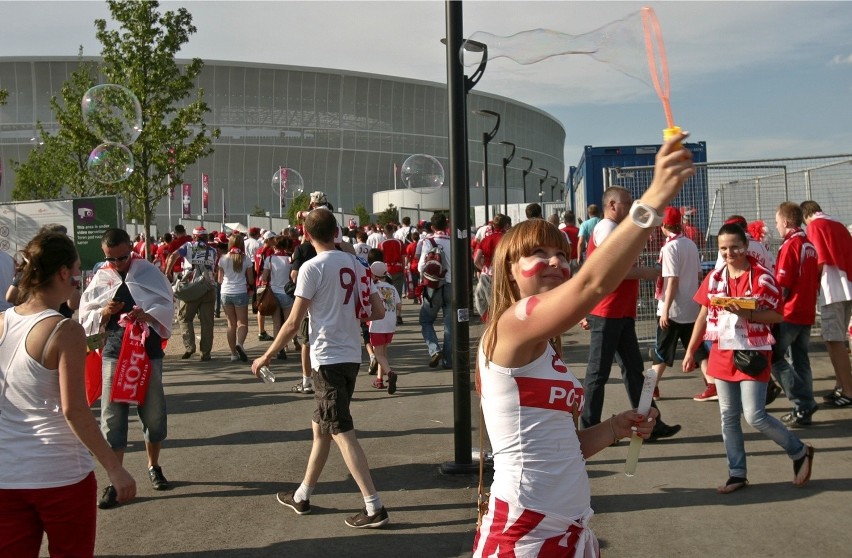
left=499, top=141, right=516, bottom=164
left=537, top=167, right=550, bottom=181
left=472, top=109, right=500, bottom=142
left=520, top=156, right=534, bottom=173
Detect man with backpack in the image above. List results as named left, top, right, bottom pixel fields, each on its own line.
left=418, top=212, right=452, bottom=369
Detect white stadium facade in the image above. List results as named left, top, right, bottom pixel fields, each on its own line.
left=0, top=57, right=565, bottom=229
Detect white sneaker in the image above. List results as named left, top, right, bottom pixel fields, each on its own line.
left=230, top=354, right=240, bottom=362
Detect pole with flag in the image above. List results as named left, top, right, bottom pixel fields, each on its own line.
left=202, top=173, right=210, bottom=215
left=182, top=183, right=191, bottom=218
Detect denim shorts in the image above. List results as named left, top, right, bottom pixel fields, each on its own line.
left=274, top=291, right=295, bottom=309
left=100, top=357, right=167, bottom=449
left=221, top=291, right=250, bottom=307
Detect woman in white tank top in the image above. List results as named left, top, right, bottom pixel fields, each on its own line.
left=474, top=135, right=693, bottom=557
left=0, top=231, right=135, bottom=557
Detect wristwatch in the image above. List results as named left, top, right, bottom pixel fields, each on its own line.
left=629, top=201, right=663, bottom=229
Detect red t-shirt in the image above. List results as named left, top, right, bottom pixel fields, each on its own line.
left=559, top=225, right=580, bottom=260
left=166, top=234, right=189, bottom=272
left=380, top=238, right=405, bottom=274
left=587, top=220, right=638, bottom=319
left=404, top=241, right=419, bottom=272
left=477, top=231, right=504, bottom=275
left=775, top=229, right=819, bottom=325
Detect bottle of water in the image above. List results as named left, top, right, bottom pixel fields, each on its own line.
left=258, top=365, right=276, bottom=384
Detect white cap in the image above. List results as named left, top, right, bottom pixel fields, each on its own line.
left=370, top=261, right=387, bottom=277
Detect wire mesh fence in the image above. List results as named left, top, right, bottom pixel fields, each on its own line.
left=608, top=153, right=852, bottom=342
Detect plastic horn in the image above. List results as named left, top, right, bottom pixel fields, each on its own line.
left=625, top=368, right=658, bottom=477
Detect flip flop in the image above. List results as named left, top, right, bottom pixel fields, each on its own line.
left=793, top=444, right=815, bottom=486
left=717, top=476, right=749, bottom=494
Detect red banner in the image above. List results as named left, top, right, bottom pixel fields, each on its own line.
left=182, top=183, right=191, bottom=217
left=280, top=167, right=288, bottom=208
left=110, top=321, right=151, bottom=405
left=202, top=173, right=209, bottom=214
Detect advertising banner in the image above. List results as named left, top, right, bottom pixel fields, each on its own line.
left=182, top=183, right=191, bottom=217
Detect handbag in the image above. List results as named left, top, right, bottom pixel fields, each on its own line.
left=734, top=349, right=768, bottom=377
left=111, top=319, right=151, bottom=405
left=173, top=266, right=213, bottom=302
left=256, top=286, right=280, bottom=317
left=283, top=281, right=297, bottom=297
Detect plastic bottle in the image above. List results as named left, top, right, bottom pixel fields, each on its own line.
left=258, top=365, right=276, bottom=384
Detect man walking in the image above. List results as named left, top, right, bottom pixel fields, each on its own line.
left=580, top=187, right=681, bottom=440
left=772, top=202, right=820, bottom=425
left=164, top=226, right=218, bottom=361
left=801, top=200, right=852, bottom=407
left=418, top=211, right=452, bottom=369
left=252, top=208, right=389, bottom=528
left=80, top=228, right=175, bottom=509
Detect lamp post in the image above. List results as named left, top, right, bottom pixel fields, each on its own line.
left=472, top=109, right=500, bottom=224
left=520, top=156, right=534, bottom=202
left=499, top=140, right=515, bottom=215
left=549, top=176, right=560, bottom=201
left=537, top=167, right=549, bottom=202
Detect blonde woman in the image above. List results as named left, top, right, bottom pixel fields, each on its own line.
left=217, top=234, right=255, bottom=361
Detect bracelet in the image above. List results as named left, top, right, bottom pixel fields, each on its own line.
left=609, top=415, right=620, bottom=443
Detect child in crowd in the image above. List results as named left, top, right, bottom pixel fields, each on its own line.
left=369, top=261, right=401, bottom=394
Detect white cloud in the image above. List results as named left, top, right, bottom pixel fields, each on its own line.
left=830, top=54, right=852, bottom=65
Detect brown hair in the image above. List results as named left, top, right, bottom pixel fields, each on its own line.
left=17, top=232, right=78, bottom=304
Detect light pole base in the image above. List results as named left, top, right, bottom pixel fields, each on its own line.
left=440, top=461, right=480, bottom=475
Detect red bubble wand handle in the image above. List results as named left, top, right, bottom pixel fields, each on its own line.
left=642, top=7, right=681, bottom=145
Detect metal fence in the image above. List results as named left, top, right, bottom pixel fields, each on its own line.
left=607, top=153, right=852, bottom=342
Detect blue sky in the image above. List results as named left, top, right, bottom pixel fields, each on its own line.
left=2, top=1, right=851, bottom=170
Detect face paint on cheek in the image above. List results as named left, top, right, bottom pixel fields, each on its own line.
left=514, top=295, right=540, bottom=321
left=519, top=256, right=549, bottom=278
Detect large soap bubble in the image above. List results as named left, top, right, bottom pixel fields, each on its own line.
left=87, top=142, right=134, bottom=184
left=81, top=84, right=143, bottom=145
left=271, top=167, right=305, bottom=207
left=400, top=154, right=445, bottom=192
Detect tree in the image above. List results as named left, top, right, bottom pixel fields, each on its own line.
left=12, top=52, right=102, bottom=200
left=376, top=204, right=399, bottom=227
left=95, top=0, right=219, bottom=241
left=250, top=205, right=266, bottom=217
left=286, top=192, right=310, bottom=224
left=353, top=202, right=371, bottom=228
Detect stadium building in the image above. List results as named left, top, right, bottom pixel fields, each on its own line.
left=0, top=57, right=565, bottom=229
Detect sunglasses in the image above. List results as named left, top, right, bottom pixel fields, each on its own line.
left=104, top=254, right=132, bottom=263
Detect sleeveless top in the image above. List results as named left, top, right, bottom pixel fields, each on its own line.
left=478, top=343, right=590, bottom=521
left=0, top=308, right=94, bottom=489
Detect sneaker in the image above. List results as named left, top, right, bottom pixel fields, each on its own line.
left=276, top=491, right=311, bottom=515
left=428, top=353, right=441, bottom=368
left=387, top=371, right=398, bottom=395
left=235, top=345, right=248, bottom=362
left=181, top=351, right=194, bottom=360
left=291, top=382, right=314, bottom=394
left=372, top=379, right=385, bottom=390
left=345, top=507, right=389, bottom=529
left=369, top=359, right=378, bottom=375
left=98, top=485, right=119, bottom=509
left=766, top=381, right=783, bottom=406
left=693, top=384, right=719, bottom=402
left=653, top=386, right=660, bottom=401
left=258, top=331, right=274, bottom=341
left=276, top=350, right=288, bottom=360
left=781, top=406, right=818, bottom=426
left=148, top=465, right=171, bottom=490
left=230, top=354, right=240, bottom=362
left=648, top=422, right=681, bottom=442
left=200, top=353, right=211, bottom=361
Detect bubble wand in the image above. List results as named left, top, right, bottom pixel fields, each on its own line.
left=624, top=369, right=658, bottom=477
left=641, top=7, right=682, bottom=147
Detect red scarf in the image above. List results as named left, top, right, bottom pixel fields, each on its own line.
left=703, top=259, right=778, bottom=347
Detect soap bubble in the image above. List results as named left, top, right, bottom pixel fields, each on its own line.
left=81, top=84, right=143, bottom=145
left=271, top=167, right=305, bottom=207
left=400, top=154, right=445, bottom=192
left=87, top=142, right=134, bottom=183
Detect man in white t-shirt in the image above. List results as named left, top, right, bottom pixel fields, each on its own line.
left=244, top=227, right=262, bottom=261
left=650, top=207, right=708, bottom=400
left=252, top=208, right=389, bottom=529
left=418, top=212, right=453, bottom=369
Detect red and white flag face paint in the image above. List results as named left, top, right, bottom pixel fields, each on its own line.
left=518, top=254, right=571, bottom=280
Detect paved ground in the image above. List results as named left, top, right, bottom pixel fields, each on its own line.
left=43, top=302, right=852, bottom=557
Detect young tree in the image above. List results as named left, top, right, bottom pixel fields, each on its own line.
left=286, top=192, right=310, bottom=224
left=95, top=0, right=219, bottom=241
left=353, top=202, right=371, bottom=229
left=376, top=204, right=399, bottom=227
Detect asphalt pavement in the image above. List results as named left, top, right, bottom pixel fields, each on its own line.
left=43, top=302, right=852, bottom=557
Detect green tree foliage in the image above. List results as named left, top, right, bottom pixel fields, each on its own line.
left=12, top=54, right=102, bottom=200
left=95, top=0, right=219, bottom=239
left=250, top=205, right=266, bottom=217
left=0, top=89, right=6, bottom=104
left=376, top=204, right=399, bottom=227
left=286, top=192, right=310, bottom=224
left=352, top=202, right=371, bottom=228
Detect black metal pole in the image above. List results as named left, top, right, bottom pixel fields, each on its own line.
left=482, top=136, right=489, bottom=223
left=440, top=0, right=475, bottom=475
left=502, top=159, right=508, bottom=215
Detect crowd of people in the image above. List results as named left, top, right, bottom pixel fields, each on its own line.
left=1, top=156, right=851, bottom=555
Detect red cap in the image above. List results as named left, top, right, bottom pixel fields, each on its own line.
left=663, top=207, right=681, bottom=227
left=249, top=227, right=261, bottom=235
